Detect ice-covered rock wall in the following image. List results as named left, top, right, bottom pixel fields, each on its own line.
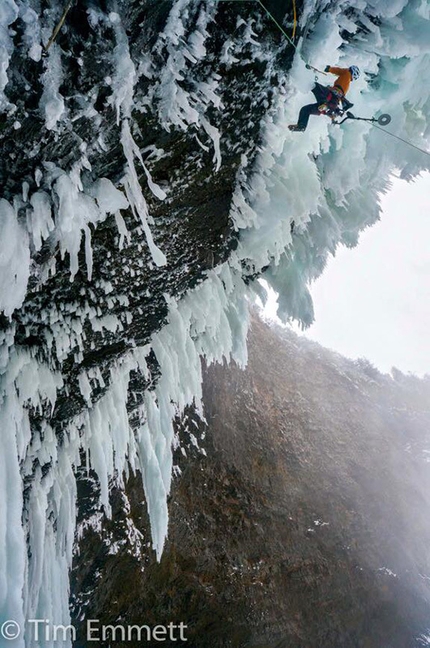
left=241, top=0, right=430, bottom=324
left=0, top=0, right=429, bottom=645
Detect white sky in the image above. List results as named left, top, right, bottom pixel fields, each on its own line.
left=262, top=172, right=430, bottom=376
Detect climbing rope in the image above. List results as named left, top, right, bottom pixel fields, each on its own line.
left=292, top=0, right=297, bottom=41
left=219, top=0, right=430, bottom=158
left=255, top=0, right=296, bottom=48
left=338, top=114, right=430, bottom=158
left=371, top=124, right=430, bottom=158
left=218, top=0, right=298, bottom=45
left=218, top=0, right=328, bottom=76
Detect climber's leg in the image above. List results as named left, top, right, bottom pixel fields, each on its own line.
left=289, top=103, right=320, bottom=132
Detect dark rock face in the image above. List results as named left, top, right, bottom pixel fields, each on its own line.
left=71, top=314, right=430, bottom=647
left=1, top=0, right=299, bottom=430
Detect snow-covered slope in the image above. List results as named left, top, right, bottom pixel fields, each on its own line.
left=0, top=0, right=429, bottom=644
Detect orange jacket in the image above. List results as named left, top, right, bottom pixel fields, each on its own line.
left=327, top=66, right=352, bottom=95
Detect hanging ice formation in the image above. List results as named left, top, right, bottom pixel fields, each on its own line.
left=0, top=0, right=429, bottom=645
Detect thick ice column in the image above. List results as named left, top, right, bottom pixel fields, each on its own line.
left=0, top=392, right=27, bottom=648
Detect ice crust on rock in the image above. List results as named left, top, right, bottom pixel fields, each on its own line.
left=0, top=0, right=19, bottom=111
left=39, top=44, right=66, bottom=131
left=0, top=199, right=30, bottom=317
left=152, top=0, right=223, bottom=169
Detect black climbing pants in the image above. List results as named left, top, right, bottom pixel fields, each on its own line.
left=296, top=83, right=342, bottom=130
left=297, top=103, right=322, bottom=130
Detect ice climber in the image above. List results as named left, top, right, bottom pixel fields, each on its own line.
left=288, top=65, right=360, bottom=132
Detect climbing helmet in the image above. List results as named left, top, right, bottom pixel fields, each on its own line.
left=349, top=65, right=360, bottom=80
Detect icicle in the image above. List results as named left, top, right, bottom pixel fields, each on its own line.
left=114, top=211, right=130, bottom=249
left=107, top=11, right=136, bottom=125
left=1, top=0, right=430, bottom=640
left=153, top=0, right=223, bottom=169
left=19, top=1, right=42, bottom=62
left=0, top=0, right=19, bottom=112
left=0, top=199, right=30, bottom=317
left=28, top=191, right=55, bottom=251
left=0, top=391, right=27, bottom=648
left=54, top=172, right=126, bottom=279
left=121, top=120, right=167, bottom=266
left=107, top=12, right=167, bottom=262
left=39, top=44, right=66, bottom=130
left=200, top=115, right=222, bottom=172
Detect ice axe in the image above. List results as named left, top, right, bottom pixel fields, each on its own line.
left=336, top=112, right=392, bottom=126
left=305, top=63, right=328, bottom=76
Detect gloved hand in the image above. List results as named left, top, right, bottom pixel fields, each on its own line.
left=324, top=65, right=331, bottom=72
left=318, top=103, right=328, bottom=112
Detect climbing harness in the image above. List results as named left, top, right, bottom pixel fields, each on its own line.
left=218, top=0, right=430, bottom=158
